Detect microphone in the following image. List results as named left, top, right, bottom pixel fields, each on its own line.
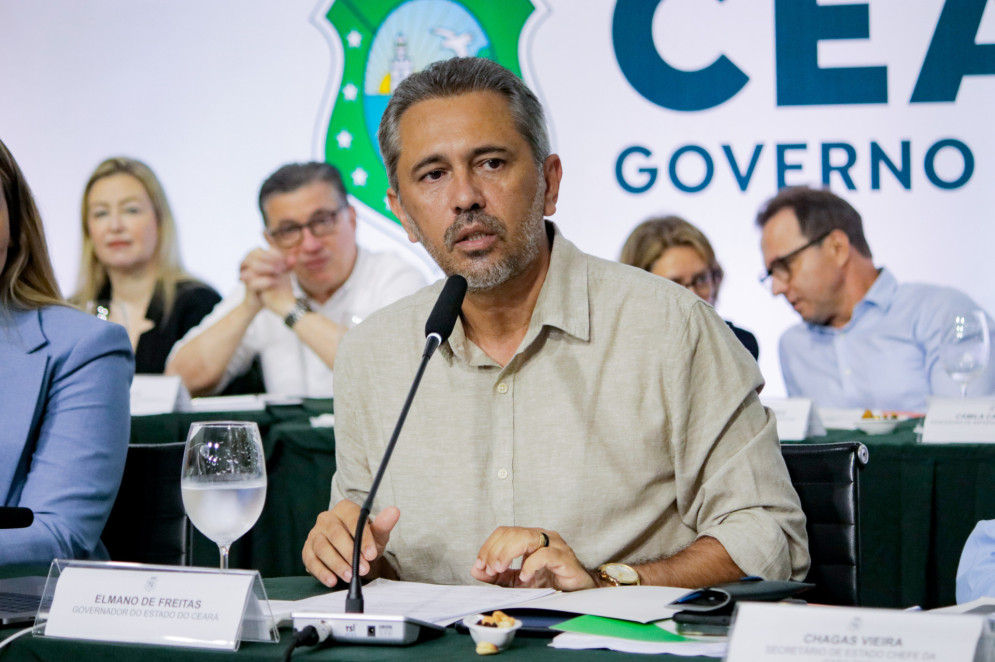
left=293, top=275, right=466, bottom=645
left=423, top=274, right=467, bottom=358
left=0, top=507, right=34, bottom=529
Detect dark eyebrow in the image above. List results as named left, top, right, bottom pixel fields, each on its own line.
left=409, top=145, right=512, bottom=176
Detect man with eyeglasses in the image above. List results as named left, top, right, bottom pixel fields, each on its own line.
left=758, top=186, right=995, bottom=411
left=167, top=162, right=426, bottom=397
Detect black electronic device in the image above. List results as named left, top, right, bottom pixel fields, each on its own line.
left=0, top=507, right=33, bottom=529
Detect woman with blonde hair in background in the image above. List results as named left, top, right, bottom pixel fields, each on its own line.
left=0, top=137, right=132, bottom=563
left=74, top=157, right=220, bottom=373
left=621, top=215, right=759, bottom=359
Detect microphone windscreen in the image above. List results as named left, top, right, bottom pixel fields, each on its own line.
left=424, top=275, right=468, bottom=342
left=0, top=507, right=34, bottom=529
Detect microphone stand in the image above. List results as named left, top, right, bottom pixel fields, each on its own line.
left=345, top=333, right=441, bottom=613
left=291, top=275, right=465, bottom=646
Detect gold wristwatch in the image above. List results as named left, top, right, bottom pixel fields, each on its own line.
left=597, top=563, right=640, bottom=586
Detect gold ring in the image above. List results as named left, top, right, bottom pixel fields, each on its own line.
left=538, top=531, right=549, bottom=548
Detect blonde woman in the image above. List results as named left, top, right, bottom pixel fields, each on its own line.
left=74, top=157, right=220, bottom=373
left=621, top=215, right=759, bottom=359
left=0, top=137, right=132, bottom=563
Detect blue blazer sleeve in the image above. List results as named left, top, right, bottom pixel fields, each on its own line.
left=0, top=306, right=133, bottom=565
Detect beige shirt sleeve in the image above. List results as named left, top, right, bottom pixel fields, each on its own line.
left=668, top=300, right=809, bottom=580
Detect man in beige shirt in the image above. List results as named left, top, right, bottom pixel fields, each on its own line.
left=302, top=57, right=809, bottom=590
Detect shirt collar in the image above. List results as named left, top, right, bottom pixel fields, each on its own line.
left=807, top=267, right=894, bottom=334
left=443, top=221, right=590, bottom=367
left=527, top=221, right=590, bottom=342
left=859, top=267, right=896, bottom=310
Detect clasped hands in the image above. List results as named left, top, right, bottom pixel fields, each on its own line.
left=302, top=499, right=600, bottom=591
left=239, top=248, right=298, bottom=316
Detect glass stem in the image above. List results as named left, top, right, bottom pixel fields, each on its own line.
left=961, top=383, right=968, bottom=398
left=219, top=544, right=231, bottom=570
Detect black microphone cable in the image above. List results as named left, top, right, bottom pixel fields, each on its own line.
left=282, top=623, right=329, bottom=661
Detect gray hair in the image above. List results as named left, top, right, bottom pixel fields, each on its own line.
left=377, top=57, right=550, bottom=192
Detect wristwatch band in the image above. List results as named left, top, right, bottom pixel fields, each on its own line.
left=283, top=297, right=312, bottom=329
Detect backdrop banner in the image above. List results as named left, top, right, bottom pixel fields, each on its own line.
left=3, top=0, right=992, bottom=395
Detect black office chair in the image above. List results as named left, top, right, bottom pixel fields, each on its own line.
left=101, top=442, right=191, bottom=566
left=780, top=441, right=869, bottom=606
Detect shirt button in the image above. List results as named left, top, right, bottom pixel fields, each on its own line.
left=496, top=382, right=509, bottom=394
left=497, top=468, right=509, bottom=480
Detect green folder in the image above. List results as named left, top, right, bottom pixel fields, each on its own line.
left=551, top=615, right=690, bottom=642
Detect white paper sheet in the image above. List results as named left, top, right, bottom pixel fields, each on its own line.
left=550, top=631, right=727, bottom=657
left=522, top=585, right=688, bottom=623
left=270, top=578, right=554, bottom=626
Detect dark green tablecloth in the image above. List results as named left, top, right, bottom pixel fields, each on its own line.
left=791, top=420, right=995, bottom=609
left=129, top=400, right=337, bottom=577
left=127, top=406, right=993, bottom=610
left=0, top=575, right=705, bottom=661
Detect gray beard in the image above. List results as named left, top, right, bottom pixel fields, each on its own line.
left=402, top=182, right=546, bottom=292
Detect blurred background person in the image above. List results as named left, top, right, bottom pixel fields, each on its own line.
left=621, top=215, right=759, bottom=359
left=72, top=157, right=220, bottom=373
left=167, top=162, right=426, bottom=397
left=757, top=186, right=995, bottom=411
left=0, top=137, right=132, bottom=564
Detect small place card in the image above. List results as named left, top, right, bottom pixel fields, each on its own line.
left=43, top=565, right=256, bottom=650
left=131, top=375, right=191, bottom=416
left=726, top=602, right=984, bottom=662
left=921, top=397, right=995, bottom=443
left=761, top=398, right=826, bottom=441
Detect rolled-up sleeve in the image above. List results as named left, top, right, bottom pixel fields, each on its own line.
left=673, top=301, right=810, bottom=580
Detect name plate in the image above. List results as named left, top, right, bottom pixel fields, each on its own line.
left=726, top=602, right=984, bottom=662
left=761, top=398, right=826, bottom=441
left=43, top=565, right=256, bottom=650
left=130, top=375, right=191, bottom=416
left=921, top=397, right=995, bottom=443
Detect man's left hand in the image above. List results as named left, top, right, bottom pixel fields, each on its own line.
left=471, top=526, right=598, bottom=591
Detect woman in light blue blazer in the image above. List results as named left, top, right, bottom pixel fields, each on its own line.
left=0, top=137, right=133, bottom=565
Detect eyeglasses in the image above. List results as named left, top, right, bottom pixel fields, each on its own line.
left=671, top=269, right=716, bottom=294
left=266, top=207, right=346, bottom=248
left=758, top=230, right=832, bottom=286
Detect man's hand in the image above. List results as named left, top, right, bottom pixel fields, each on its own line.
left=302, top=500, right=400, bottom=588
left=239, top=248, right=296, bottom=316
left=471, top=526, right=597, bottom=591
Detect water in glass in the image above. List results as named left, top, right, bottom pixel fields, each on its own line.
left=181, top=421, right=267, bottom=569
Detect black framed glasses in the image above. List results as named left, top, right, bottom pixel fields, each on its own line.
left=758, top=229, right=833, bottom=286
left=267, top=206, right=346, bottom=248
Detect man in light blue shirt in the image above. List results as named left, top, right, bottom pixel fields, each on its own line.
left=957, top=520, right=995, bottom=603
left=757, top=186, right=995, bottom=412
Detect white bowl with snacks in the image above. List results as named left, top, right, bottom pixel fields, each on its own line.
left=463, top=612, right=523, bottom=654
left=855, top=411, right=907, bottom=435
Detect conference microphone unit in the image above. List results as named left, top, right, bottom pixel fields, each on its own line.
left=293, top=275, right=467, bottom=646
left=0, top=507, right=34, bottom=529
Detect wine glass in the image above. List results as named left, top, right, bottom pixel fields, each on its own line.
left=181, top=421, right=267, bottom=569
left=939, top=310, right=991, bottom=398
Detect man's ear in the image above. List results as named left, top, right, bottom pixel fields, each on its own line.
left=541, top=154, right=563, bottom=217
left=827, top=228, right=851, bottom=267
left=387, top=189, right=419, bottom=244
